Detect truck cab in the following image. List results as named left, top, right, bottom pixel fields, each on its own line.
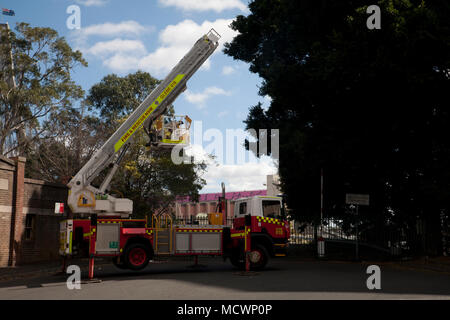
left=227, top=196, right=290, bottom=270
left=233, top=196, right=283, bottom=219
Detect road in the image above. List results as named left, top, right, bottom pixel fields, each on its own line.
left=0, top=257, right=449, bottom=299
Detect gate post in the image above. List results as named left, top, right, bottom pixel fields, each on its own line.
left=245, top=225, right=251, bottom=272
left=317, top=236, right=325, bottom=258
left=88, top=215, right=97, bottom=279
left=244, top=215, right=252, bottom=272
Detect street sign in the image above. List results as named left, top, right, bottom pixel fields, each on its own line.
left=345, top=194, right=369, bottom=206
left=54, top=202, right=64, bottom=214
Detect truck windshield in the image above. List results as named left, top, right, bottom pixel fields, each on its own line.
left=262, top=200, right=281, bottom=218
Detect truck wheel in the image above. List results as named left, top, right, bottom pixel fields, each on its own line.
left=230, top=252, right=244, bottom=269
left=248, top=245, right=269, bottom=271
left=230, top=245, right=269, bottom=271
left=112, top=256, right=128, bottom=270
left=124, top=243, right=150, bottom=270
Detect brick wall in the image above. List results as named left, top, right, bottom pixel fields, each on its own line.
left=0, top=157, right=15, bottom=267
left=175, top=200, right=234, bottom=220
left=0, top=156, right=68, bottom=267
left=19, top=179, right=68, bottom=264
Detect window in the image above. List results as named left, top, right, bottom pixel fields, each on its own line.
left=239, top=202, right=247, bottom=216
left=24, top=214, right=35, bottom=240
left=262, top=200, right=281, bottom=218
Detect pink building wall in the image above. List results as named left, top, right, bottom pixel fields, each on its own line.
left=175, top=190, right=267, bottom=219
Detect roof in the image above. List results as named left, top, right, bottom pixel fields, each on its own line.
left=176, top=189, right=267, bottom=203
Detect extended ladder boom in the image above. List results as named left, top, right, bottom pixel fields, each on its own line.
left=67, top=29, right=220, bottom=215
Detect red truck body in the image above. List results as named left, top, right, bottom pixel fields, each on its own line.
left=60, top=214, right=289, bottom=272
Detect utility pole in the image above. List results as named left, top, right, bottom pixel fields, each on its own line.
left=355, top=205, right=359, bottom=261
left=317, top=168, right=325, bottom=258
left=320, top=168, right=324, bottom=230
left=221, top=182, right=226, bottom=225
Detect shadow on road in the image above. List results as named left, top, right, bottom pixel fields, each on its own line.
left=0, top=257, right=449, bottom=297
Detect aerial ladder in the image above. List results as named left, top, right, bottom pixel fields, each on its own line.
left=60, top=29, right=289, bottom=279
left=67, top=29, right=221, bottom=218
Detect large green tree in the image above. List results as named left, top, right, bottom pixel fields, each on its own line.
left=0, top=22, right=86, bottom=156
left=225, top=0, right=450, bottom=253
left=85, top=71, right=206, bottom=217
left=86, top=71, right=160, bottom=127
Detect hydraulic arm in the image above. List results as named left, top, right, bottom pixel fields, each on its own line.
left=67, top=29, right=220, bottom=216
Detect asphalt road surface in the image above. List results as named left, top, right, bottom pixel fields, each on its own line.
left=0, top=257, right=449, bottom=299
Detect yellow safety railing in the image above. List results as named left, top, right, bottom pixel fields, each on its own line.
left=152, top=214, right=173, bottom=253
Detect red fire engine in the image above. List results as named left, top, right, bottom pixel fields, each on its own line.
left=60, top=195, right=289, bottom=276
left=58, top=30, right=289, bottom=279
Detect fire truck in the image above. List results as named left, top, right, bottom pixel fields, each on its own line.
left=59, top=29, right=290, bottom=279
left=60, top=195, right=289, bottom=274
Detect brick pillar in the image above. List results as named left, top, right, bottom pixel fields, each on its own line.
left=9, top=156, right=26, bottom=266
left=188, top=203, right=193, bottom=218
left=175, top=202, right=179, bottom=218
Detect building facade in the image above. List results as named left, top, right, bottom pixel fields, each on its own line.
left=0, top=156, right=68, bottom=267
left=175, top=190, right=268, bottom=220
left=174, top=175, right=282, bottom=221
left=266, top=174, right=281, bottom=197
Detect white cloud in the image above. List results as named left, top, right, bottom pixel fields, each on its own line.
left=202, top=156, right=277, bottom=192
left=75, top=19, right=238, bottom=76
left=261, top=95, right=272, bottom=110
left=103, top=54, right=141, bottom=73
left=137, top=19, right=238, bottom=76
left=70, top=21, right=154, bottom=73
left=87, top=39, right=146, bottom=56
left=184, top=86, right=231, bottom=108
left=185, top=144, right=213, bottom=163
left=76, top=0, right=109, bottom=6
left=185, top=144, right=277, bottom=193
left=217, top=111, right=229, bottom=118
left=222, top=65, right=236, bottom=75
left=158, top=0, right=247, bottom=12
left=73, top=21, right=152, bottom=41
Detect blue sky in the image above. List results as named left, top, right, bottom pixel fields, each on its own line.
left=2, top=0, right=277, bottom=192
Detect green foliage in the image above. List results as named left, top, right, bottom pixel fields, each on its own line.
left=225, top=0, right=450, bottom=250
left=0, top=22, right=87, bottom=156
left=86, top=71, right=161, bottom=125
left=113, top=130, right=206, bottom=218
left=1, top=22, right=205, bottom=219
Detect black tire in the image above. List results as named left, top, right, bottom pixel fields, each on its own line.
left=230, top=251, right=244, bottom=269
left=112, top=256, right=128, bottom=270
left=124, top=243, right=151, bottom=271
left=248, top=244, right=269, bottom=271
left=230, top=244, right=270, bottom=271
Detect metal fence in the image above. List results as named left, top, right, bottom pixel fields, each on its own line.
left=169, top=215, right=443, bottom=256
left=289, top=218, right=357, bottom=245
left=288, top=217, right=426, bottom=256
